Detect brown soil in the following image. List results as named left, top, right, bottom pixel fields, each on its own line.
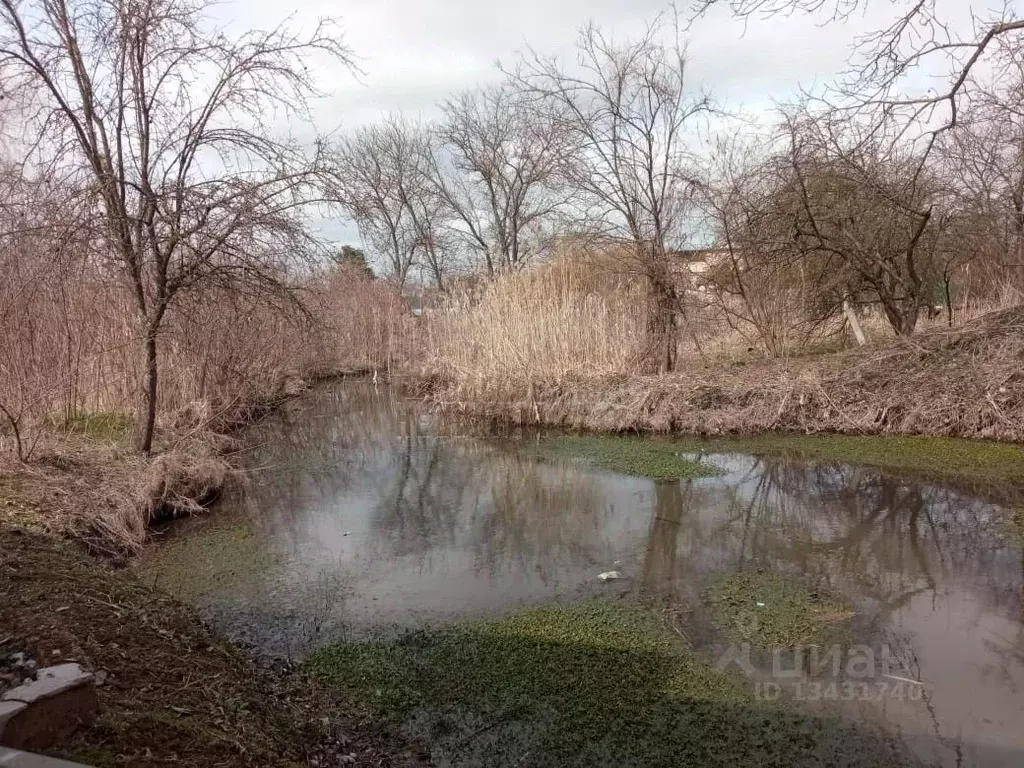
left=0, top=526, right=428, bottom=767
left=422, top=307, right=1024, bottom=442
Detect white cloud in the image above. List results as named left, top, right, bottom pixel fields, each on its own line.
left=210, top=0, right=1003, bottom=245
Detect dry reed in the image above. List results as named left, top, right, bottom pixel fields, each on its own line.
left=425, top=306, right=1024, bottom=443
left=428, top=258, right=646, bottom=394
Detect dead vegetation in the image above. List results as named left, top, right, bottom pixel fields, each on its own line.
left=424, top=306, right=1024, bottom=443
left=0, top=431, right=224, bottom=559
left=0, top=380, right=323, bottom=558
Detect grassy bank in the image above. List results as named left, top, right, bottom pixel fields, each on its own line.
left=0, top=526, right=425, bottom=767
left=309, top=600, right=916, bottom=767
left=426, top=307, right=1024, bottom=445
left=0, top=370, right=371, bottom=558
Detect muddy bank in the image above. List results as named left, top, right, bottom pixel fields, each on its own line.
left=420, top=307, right=1024, bottom=443
left=0, top=526, right=427, bottom=767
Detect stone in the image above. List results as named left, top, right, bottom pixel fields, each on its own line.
left=0, top=700, right=27, bottom=734
left=0, top=747, right=93, bottom=767
left=0, top=664, right=97, bottom=752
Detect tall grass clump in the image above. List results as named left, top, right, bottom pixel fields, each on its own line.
left=429, top=257, right=646, bottom=402
left=313, top=262, right=421, bottom=374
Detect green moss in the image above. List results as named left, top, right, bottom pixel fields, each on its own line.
left=46, top=410, right=135, bottom=442
left=675, top=434, right=1024, bottom=487
left=525, top=435, right=721, bottom=479
left=309, top=599, right=911, bottom=767
left=706, top=572, right=855, bottom=650
left=137, top=520, right=272, bottom=601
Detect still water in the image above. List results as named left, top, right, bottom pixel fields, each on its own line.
left=140, top=382, right=1024, bottom=768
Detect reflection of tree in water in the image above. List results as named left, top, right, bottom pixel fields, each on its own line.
left=699, top=457, right=1022, bottom=624
left=234, top=381, right=619, bottom=577
left=633, top=456, right=1024, bottom=723
left=237, top=384, right=412, bottom=521
left=368, top=414, right=478, bottom=557
left=237, top=385, right=1023, bottom=640
left=473, top=457, right=614, bottom=581
left=641, top=479, right=691, bottom=599
left=370, top=421, right=620, bottom=577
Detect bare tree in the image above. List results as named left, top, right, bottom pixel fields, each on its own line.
left=699, top=130, right=828, bottom=355
left=329, top=116, right=450, bottom=290
left=694, top=0, right=1024, bottom=323
left=778, top=111, right=945, bottom=336
left=691, top=0, right=1024, bottom=155
left=431, top=85, right=567, bottom=275
left=507, top=13, right=709, bottom=372
left=330, top=122, right=418, bottom=287
left=0, top=0, right=352, bottom=454
left=939, top=36, right=1024, bottom=294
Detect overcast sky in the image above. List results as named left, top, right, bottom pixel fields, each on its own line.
left=215, top=0, right=992, bottom=246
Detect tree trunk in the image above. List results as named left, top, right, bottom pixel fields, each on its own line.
left=138, top=330, right=159, bottom=455
left=0, top=403, right=25, bottom=463
left=842, top=299, right=867, bottom=346
left=645, top=263, right=677, bottom=374
left=943, top=277, right=954, bottom=327
left=879, top=295, right=919, bottom=336
left=894, top=306, right=919, bottom=336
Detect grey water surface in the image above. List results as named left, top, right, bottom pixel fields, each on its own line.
left=139, top=382, right=1024, bottom=768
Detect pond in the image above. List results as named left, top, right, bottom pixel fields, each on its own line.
left=138, top=382, right=1024, bottom=768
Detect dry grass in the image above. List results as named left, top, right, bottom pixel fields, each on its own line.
left=428, top=258, right=646, bottom=391
left=1, top=441, right=147, bottom=559
left=313, top=264, right=423, bottom=374
left=425, top=306, right=1024, bottom=443
left=0, top=271, right=323, bottom=454
left=0, top=426, right=238, bottom=558
left=418, top=248, right=1024, bottom=444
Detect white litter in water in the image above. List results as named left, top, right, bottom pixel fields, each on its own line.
left=598, top=571, right=623, bottom=581
left=756, top=601, right=766, bottom=607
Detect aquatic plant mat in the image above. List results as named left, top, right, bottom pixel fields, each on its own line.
left=0, top=526, right=427, bottom=767
left=523, top=434, right=721, bottom=478
left=706, top=572, right=855, bottom=650
left=310, top=600, right=918, bottom=767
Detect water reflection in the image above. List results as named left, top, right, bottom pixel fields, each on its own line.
left=143, top=382, right=1024, bottom=767
left=641, top=480, right=691, bottom=600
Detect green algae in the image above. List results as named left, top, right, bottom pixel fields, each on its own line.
left=706, top=571, right=855, bottom=650
left=524, top=435, right=721, bottom=479
left=137, top=520, right=273, bottom=602
left=684, top=433, right=1024, bottom=488
left=309, top=599, right=915, bottom=767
